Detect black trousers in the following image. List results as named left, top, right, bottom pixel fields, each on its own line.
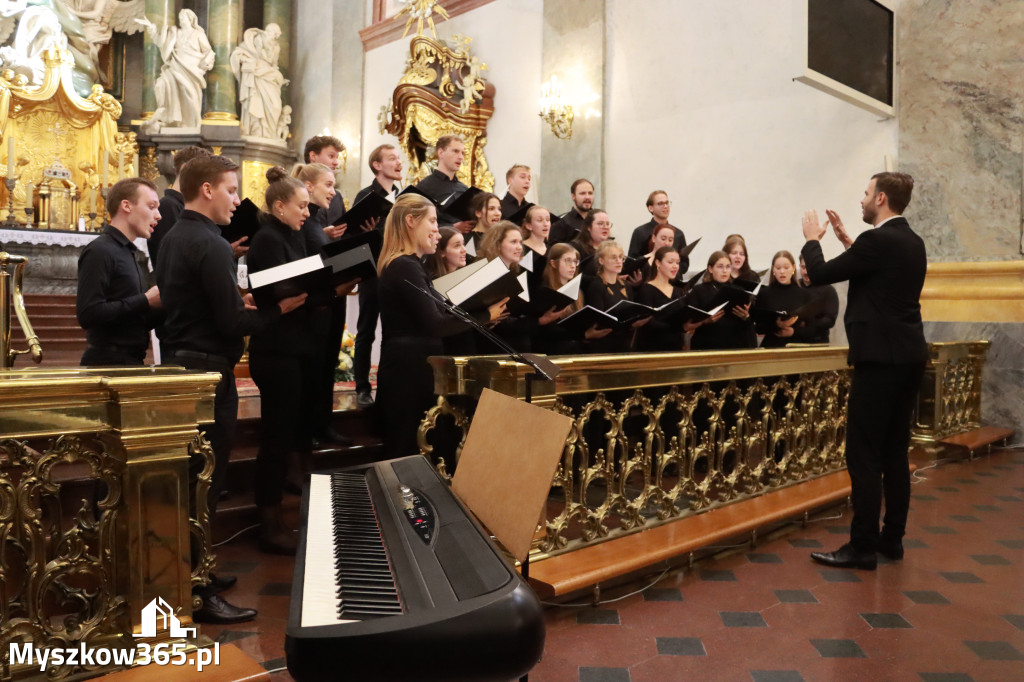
left=80, top=345, right=146, bottom=367
left=248, top=351, right=316, bottom=507
left=352, top=279, right=379, bottom=395
left=314, top=297, right=347, bottom=435
left=845, top=361, right=925, bottom=552
left=169, top=352, right=237, bottom=519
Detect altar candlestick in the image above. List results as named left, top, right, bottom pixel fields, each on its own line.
left=101, top=151, right=109, bottom=187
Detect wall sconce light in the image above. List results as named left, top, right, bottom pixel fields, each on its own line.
left=539, top=75, right=574, bottom=140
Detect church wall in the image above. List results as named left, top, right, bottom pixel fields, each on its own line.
left=602, top=0, right=899, bottom=270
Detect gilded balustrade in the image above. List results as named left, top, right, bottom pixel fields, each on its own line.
left=911, top=341, right=988, bottom=443
left=0, top=366, right=221, bottom=681
left=421, top=347, right=852, bottom=559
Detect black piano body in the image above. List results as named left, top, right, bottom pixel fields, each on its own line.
left=285, top=455, right=545, bottom=682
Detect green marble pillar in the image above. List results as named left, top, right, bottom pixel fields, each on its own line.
left=203, top=0, right=241, bottom=122
left=142, top=0, right=174, bottom=117
left=264, top=0, right=291, bottom=104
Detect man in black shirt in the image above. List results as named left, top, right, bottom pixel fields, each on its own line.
left=156, top=155, right=307, bottom=623
left=149, top=146, right=212, bottom=267
left=500, top=164, right=531, bottom=219
left=76, top=178, right=162, bottom=366
left=553, top=177, right=594, bottom=244
left=350, top=143, right=402, bottom=408
left=416, top=134, right=473, bottom=231
left=626, top=190, right=689, bottom=271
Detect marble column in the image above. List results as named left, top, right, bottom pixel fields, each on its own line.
left=264, top=0, right=291, bottom=105
left=142, top=0, right=174, bottom=119
left=203, top=0, right=241, bottom=122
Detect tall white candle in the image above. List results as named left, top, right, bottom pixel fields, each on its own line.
left=117, top=149, right=124, bottom=181
left=101, top=150, right=109, bottom=187
left=7, top=135, right=14, bottom=178
left=133, top=152, right=140, bottom=178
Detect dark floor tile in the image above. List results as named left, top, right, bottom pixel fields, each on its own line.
left=775, top=589, right=818, bottom=604
left=941, top=572, right=984, bottom=584
left=257, top=582, right=292, bottom=597
left=747, top=552, right=783, bottom=564
left=956, top=479, right=979, bottom=485
left=997, top=539, right=1024, bottom=549
left=963, top=640, right=1024, bottom=661
left=214, top=630, right=258, bottom=645
left=751, top=672, right=803, bottom=682
left=261, top=657, right=286, bottom=672
left=656, top=637, right=706, bottom=656
left=996, top=495, right=1023, bottom=503
left=950, top=515, right=981, bottom=523
left=904, top=538, right=929, bottom=549
left=820, top=570, right=861, bottom=583
left=877, top=554, right=898, bottom=566
left=576, top=608, right=620, bottom=625
left=972, top=504, right=1001, bottom=512
left=970, top=554, right=1011, bottom=566
left=1001, top=614, right=1024, bottom=630
left=218, top=560, right=259, bottom=574
left=643, top=587, right=683, bottom=602
left=992, top=465, right=1014, bottom=470
left=810, top=638, right=866, bottom=658
left=699, top=569, right=736, bottom=582
left=923, top=526, right=957, bottom=535
left=579, top=667, right=631, bottom=682
left=721, top=611, right=767, bottom=627
left=913, top=494, right=939, bottom=501
left=825, top=525, right=850, bottom=534
left=861, top=612, right=912, bottom=629
left=937, top=486, right=961, bottom=492
left=974, top=471, right=997, bottom=477
left=918, top=674, right=974, bottom=682
left=788, top=538, right=822, bottom=548
left=904, top=590, right=951, bottom=605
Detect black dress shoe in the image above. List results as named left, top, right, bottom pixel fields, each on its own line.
left=877, top=539, right=904, bottom=560
left=192, top=594, right=257, bottom=624
left=810, top=543, right=877, bottom=570
left=316, top=428, right=353, bottom=447
left=356, top=390, right=374, bottom=408
left=208, top=573, right=237, bottom=593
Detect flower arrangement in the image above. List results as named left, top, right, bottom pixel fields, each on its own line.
left=335, top=329, right=356, bottom=382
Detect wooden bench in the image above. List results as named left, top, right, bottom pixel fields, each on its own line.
left=528, top=469, right=853, bottom=598
left=938, top=425, right=1015, bottom=457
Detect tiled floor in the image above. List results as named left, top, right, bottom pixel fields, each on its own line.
left=202, top=447, right=1024, bottom=681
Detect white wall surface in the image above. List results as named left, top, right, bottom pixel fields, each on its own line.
left=603, top=0, right=899, bottom=271
left=361, top=0, right=545, bottom=198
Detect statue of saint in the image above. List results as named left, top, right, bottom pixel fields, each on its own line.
left=61, top=0, right=145, bottom=81
left=230, top=23, right=288, bottom=141
left=137, top=9, right=214, bottom=132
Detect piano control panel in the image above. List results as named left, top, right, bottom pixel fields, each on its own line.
left=399, top=485, right=435, bottom=543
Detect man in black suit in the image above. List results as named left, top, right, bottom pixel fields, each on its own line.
left=800, top=172, right=928, bottom=571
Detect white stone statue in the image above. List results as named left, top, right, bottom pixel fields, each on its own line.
left=61, top=0, right=145, bottom=79
left=136, top=9, right=214, bottom=132
left=277, top=105, right=291, bottom=142
left=229, top=23, right=288, bottom=141
left=0, top=5, right=68, bottom=84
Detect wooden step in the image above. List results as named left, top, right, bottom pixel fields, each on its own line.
left=97, top=644, right=269, bottom=682
left=528, top=470, right=853, bottom=598
left=939, top=425, right=1015, bottom=455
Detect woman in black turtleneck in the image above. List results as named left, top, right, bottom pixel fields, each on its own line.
left=684, top=250, right=757, bottom=351
left=293, top=162, right=350, bottom=446
left=756, top=250, right=813, bottom=349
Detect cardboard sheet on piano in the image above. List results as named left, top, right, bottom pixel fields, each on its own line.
left=451, top=388, right=573, bottom=564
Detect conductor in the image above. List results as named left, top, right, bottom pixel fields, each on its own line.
left=800, top=172, right=927, bottom=571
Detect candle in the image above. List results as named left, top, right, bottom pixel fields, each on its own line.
left=133, top=152, right=140, bottom=178
left=7, top=135, right=14, bottom=177
left=117, top=149, right=124, bottom=181
left=101, top=150, right=109, bottom=187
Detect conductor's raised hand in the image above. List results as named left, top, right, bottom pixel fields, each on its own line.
left=801, top=209, right=827, bottom=242
left=824, top=209, right=853, bottom=249
left=278, top=292, right=308, bottom=314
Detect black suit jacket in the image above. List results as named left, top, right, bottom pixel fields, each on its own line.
left=801, top=216, right=928, bottom=365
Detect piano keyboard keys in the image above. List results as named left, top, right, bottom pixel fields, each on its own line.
left=330, top=473, right=404, bottom=619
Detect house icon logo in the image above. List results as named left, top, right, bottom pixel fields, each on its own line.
left=135, top=597, right=197, bottom=638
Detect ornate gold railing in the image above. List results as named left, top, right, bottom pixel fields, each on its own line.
left=0, top=251, right=42, bottom=369
left=0, top=367, right=221, bottom=681
left=911, top=341, right=988, bottom=443
left=421, top=347, right=852, bottom=559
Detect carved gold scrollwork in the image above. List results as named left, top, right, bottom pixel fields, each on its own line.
left=417, top=396, right=470, bottom=480
left=188, top=434, right=215, bottom=602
